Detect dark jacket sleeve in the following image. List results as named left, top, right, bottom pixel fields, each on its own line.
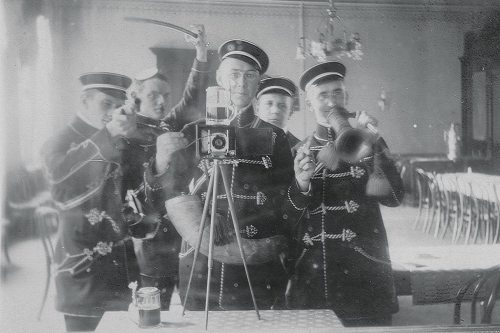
left=41, top=127, right=121, bottom=210
left=285, top=138, right=313, bottom=226
left=134, top=59, right=209, bottom=214
left=164, top=59, right=210, bottom=128
left=364, top=137, right=405, bottom=207
left=142, top=58, right=209, bottom=204
left=270, top=130, right=300, bottom=238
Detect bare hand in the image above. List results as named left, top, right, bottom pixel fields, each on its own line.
left=155, top=132, right=188, bottom=174
left=294, top=139, right=316, bottom=191
left=106, top=103, right=137, bottom=138
left=185, top=24, right=208, bottom=62
left=357, top=111, right=378, bottom=131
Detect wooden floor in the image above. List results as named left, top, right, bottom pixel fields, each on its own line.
left=1, top=205, right=498, bottom=332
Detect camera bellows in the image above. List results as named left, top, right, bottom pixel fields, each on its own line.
left=165, top=195, right=288, bottom=265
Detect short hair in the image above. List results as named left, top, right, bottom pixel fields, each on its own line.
left=127, top=73, right=169, bottom=99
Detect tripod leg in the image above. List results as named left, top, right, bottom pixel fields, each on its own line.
left=182, top=166, right=215, bottom=315
left=219, top=164, right=261, bottom=320
left=205, top=161, right=220, bottom=330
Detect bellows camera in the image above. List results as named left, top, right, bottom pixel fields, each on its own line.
left=196, top=86, right=273, bottom=159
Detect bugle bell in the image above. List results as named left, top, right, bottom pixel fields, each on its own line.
left=317, top=107, right=376, bottom=169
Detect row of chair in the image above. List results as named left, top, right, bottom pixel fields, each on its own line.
left=413, top=169, right=500, bottom=244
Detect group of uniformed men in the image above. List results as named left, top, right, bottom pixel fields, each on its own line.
left=41, top=25, right=404, bottom=331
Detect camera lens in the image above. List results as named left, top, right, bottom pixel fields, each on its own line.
left=212, top=134, right=227, bottom=150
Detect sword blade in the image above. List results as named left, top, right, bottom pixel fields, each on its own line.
left=124, top=17, right=198, bottom=38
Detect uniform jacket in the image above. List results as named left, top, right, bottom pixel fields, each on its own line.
left=42, top=117, right=141, bottom=317
left=287, top=131, right=300, bottom=149
left=122, top=59, right=209, bottom=279
left=179, top=106, right=295, bottom=310
left=286, top=125, right=404, bottom=320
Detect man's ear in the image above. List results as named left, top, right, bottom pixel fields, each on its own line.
left=216, top=69, right=223, bottom=87
left=80, top=92, right=88, bottom=108
left=305, top=97, right=313, bottom=113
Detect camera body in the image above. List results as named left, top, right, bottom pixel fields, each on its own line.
left=196, top=124, right=236, bottom=158
left=196, top=86, right=274, bottom=159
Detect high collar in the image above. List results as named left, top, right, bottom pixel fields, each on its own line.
left=314, top=124, right=336, bottom=142
left=231, top=104, right=256, bottom=128
left=71, top=115, right=99, bottom=139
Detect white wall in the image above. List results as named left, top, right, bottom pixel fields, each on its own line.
left=48, top=0, right=495, bottom=153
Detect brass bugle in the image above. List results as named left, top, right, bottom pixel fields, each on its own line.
left=327, top=107, right=375, bottom=163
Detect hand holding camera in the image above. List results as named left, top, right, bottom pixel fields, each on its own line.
left=155, top=132, right=188, bottom=174
left=106, top=101, right=138, bottom=138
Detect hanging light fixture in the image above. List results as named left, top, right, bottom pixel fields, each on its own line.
left=296, top=0, right=363, bottom=62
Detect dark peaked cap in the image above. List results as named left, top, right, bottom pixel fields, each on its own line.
left=218, top=39, right=269, bottom=74
left=257, top=77, right=297, bottom=99
left=79, top=72, right=132, bottom=99
left=299, top=61, right=346, bottom=91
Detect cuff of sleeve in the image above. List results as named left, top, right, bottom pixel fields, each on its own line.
left=89, top=128, right=121, bottom=161
left=287, top=181, right=311, bottom=210
left=144, top=162, right=169, bottom=193
left=300, top=182, right=312, bottom=195
left=128, top=218, right=158, bottom=239
left=192, top=59, right=210, bottom=73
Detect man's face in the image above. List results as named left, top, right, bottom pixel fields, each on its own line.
left=82, top=90, right=124, bottom=129
left=306, top=79, right=347, bottom=125
left=257, top=93, right=293, bottom=130
left=136, top=78, right=171, bottom=120
left=217, top=58, right=260, bottom=110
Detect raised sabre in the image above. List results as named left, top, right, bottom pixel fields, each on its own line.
left=124, top=17, right=198, bottom=38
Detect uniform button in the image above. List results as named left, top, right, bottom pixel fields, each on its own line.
left=86, top=268, right=91, bottom=272
left=163, top=227, right=168, bottom=233
left=282, top=214, right=288, bottom=220
left=279, top=189, right=285, bottom=196
left=144, top=147, right=149, bottom=152
left=234, top=283, right=239, bottom=288
left=343, top=269, right=349, bottom=275
left=374, top=228, right=379, bottom=233
left=252, top=185, right=258, bottom=191
left=266, top=284, right=271, bottom=290
left=143, top=162, right=149, bottom=168
left=308, top=226, right=313, bottom=232
left=197, top=274, right=203, bottom=279
left=243, top=184, right=250, bottom=190
left=312, top=263, right=319, bottom=269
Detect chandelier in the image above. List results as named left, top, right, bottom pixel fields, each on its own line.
left=296, top=1, right=363, bottom=62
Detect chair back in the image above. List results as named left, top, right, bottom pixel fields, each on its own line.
left=34, top=205, right=59, bottom=321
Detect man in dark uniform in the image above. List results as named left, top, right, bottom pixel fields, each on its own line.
left=41, top=72, right=143, bottom=331
left=285, top=62, right=404, bottom=327
left=122, top=24, right=208, bottom=310
left=178, top=39, right=295, bottom=310
left=256, top=76, right=301, bottom=148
